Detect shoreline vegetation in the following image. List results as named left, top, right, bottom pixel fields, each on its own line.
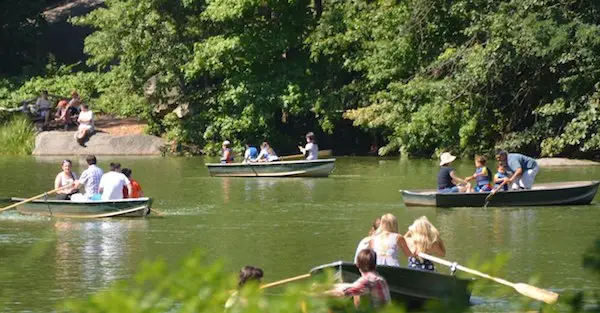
left=1, top=0, right=600, bottom=159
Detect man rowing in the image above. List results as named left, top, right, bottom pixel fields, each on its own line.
left=495, top=150, right=539, bottom=190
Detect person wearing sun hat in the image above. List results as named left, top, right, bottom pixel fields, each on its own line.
left=437, top=152, right=469, bottom=193
left=220, top=140, right=234, bottom=163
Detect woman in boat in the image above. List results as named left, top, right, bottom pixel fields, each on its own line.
left=54, top=159, right=79, bottom=200
left=225, top=265, right=264, bottom=311
left=369, top=213, right=414, bottom=266
left=220, top=140, right=234, bottom=163
left=404, top=216, right=446, bottom=271
left=256, top=142, right=279, bottom=162
left=354, top=217, right=381, bottom=263
left=438, top=152, right=469, bottom=193
left=298, top=132, right=318, bottom=160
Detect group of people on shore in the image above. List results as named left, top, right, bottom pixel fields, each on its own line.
left=54, top=155, right=143, bottom=201
left=221, top=132, right=319, bottom=163
left=33, top=90, right=95, bottom=145
left=228, top=214, right=445, bottom=310
left=437, top=150, right=540, bottom=193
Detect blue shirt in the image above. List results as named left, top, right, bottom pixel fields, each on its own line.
left=245, top=147, right=258, bottom=159
left=506, top=153, right=538, bottom=175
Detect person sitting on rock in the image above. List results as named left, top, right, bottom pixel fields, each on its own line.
left=74, top=104, right=94, bottom=146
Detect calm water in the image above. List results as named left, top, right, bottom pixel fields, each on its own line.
left=0, top=156, right=598, bottom=312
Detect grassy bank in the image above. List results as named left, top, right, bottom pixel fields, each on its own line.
left=0, top=116, right=36, bottom=155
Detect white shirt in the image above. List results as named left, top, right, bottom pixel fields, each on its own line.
left=36, top=97, right=50, bottom=110
left=78, top=110, right=94, bottom=129
left=99, top=171, right=130, bottom=200
left=304, top=142, right=318, bottom=160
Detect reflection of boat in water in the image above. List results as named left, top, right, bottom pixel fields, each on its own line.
left=9, top=197, right=152, bottom=217
left=310, top=261, right=473, bottom=309
left=402, top=181, right=600, bottom=208
left=206, top=159, right=336, bottom=177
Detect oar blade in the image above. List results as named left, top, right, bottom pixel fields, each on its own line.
left=514, top=283, right=559, bottom=304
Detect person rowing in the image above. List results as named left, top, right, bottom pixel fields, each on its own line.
left=298, top=132, right=318, bottom=160
left=437, top=152, right=470, bottom=193
left=494, top=150, right=539, bottom=190
left=404, top=216, right=446, bottom=272
left=220, top=140, right=234, bottom=163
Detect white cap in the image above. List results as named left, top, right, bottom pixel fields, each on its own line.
left=223, top=140, right=231, bottom=146
left=439, top=152, right=456, bottom=166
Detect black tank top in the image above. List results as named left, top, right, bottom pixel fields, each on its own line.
left=437, top=166, right=455, bottom=189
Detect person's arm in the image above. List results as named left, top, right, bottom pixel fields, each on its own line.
left=127, top=183, right=133, bottom=198
left=98, top=176, right=104, bottom=193
left=54, top=174, right=61, bottom=191
left=433, top=239, right=446, bottom=257
left=397, top=235, right=415, bottom=257
left=449, top=170, right=465, bottom=184
left=507, top=167, right=523, bottom=183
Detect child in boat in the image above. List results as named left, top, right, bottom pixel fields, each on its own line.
left=121, top=168, right=144, bottom=198
left=353, top=217, right=381, bottom=263
left=437, top=152, right=469, bottom=193
left=493, top=163, right=509, bottom=191
left=326, top=249, right=391, bottom=309
left=225, top=265, right=264, bottom=310
left=257, top=142, right=279, bottom=162
left=464, top=155, right=492, bottom=192
left=404, top=216, right=445, bottom=272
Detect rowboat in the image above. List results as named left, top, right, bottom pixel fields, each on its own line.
left=402, top=180, right=600, bottom=208
left=206, top=159, right=336, bottom=177
left=9, top=197, right=152, bottom=218
left=310, top=261, right=473, bottom=309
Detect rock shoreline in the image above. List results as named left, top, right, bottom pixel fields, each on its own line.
left=32, top=131, right=165, bottom=156
left=536, top=158, right=599, bottom=167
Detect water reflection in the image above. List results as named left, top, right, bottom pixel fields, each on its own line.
left=53, top=219, right=149, bottom=295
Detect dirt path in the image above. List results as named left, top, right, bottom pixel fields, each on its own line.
left=94, top=115, right=146, bottom=136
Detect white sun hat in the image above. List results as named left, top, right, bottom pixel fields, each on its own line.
left=222, top=140, right=231, bottom=146
left=439, top=152, right=457, bottom=166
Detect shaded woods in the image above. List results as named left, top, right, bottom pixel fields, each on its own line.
left=2, top=0, right=600, bottom=157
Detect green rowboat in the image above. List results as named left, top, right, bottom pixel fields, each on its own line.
left=402, top=180, right=600, bottom=208
left=9, top=197, right=152, bottom=218
left=206, top=159, right=335, bottom=177
left=310, top=261, right=473, bottom=309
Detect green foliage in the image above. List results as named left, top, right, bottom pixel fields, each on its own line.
left=0, top=115, right=37, bottom=155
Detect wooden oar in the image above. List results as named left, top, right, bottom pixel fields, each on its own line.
left=484, top=180, right=508, bottom=208
left=418, top=252, right=559, bottom=304
left=260, top=273, right=311, bottom=289
left=279, top=149, right=332, bottom=160
left=0, top=185, right=70, bottom=213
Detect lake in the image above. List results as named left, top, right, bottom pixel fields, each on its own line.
left=0, top=156, right=598, bottom=312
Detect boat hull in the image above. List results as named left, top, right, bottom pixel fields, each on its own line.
left=310, top=261, right=472, bottom=309
left=402, top=181, right=600, bottom=208
left=10, top=197, right=152, bottom=218
left=206, top=159, right=335, bottom=177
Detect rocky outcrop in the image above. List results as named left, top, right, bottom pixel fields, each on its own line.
left=537, top=158, right=599, bottom=167
left=33, top=131, right=165, bottom=156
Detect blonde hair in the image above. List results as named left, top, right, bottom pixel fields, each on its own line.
left=406, top=216, right=440, bottom=254
left=378, top=213, right=399, bottom=233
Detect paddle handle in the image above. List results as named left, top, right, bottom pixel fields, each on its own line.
left=0, top=185, right=70, bottom=213
left=260, top=273, right=311, bottom=289
left=418, top=253, right=515, bottom=288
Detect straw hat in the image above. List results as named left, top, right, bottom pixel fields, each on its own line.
left=439, top=152, right=456, bottom=166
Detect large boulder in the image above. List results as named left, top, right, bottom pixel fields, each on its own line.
left=33, top=131, right=166, bottom=156
left=536, top=157, right=599, bottom=167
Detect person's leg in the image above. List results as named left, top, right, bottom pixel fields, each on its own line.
left=520, top=166, right=539, bottom=189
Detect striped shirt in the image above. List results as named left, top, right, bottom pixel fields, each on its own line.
left=78, top=164, right=103, bottom=198
left=343, top=271, right=391, bottom=308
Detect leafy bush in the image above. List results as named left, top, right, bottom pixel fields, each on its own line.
left=0, top=115, right=37, bottom=155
